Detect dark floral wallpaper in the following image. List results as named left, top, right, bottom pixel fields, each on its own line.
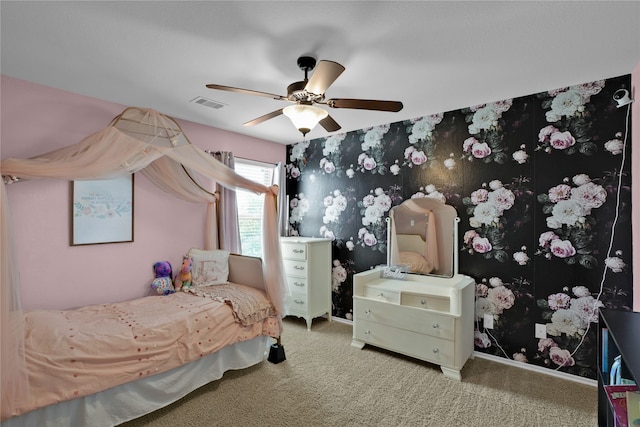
left=284, top=74, right=633, bottom=380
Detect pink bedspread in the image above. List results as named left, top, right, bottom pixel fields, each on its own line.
left=10, top=291, right=280, bottom=418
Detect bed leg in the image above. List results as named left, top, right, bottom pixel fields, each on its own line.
left=268, top=337, right=286, bottom=364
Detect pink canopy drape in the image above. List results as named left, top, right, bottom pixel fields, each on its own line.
left=0, top=107, right=289, bottom=419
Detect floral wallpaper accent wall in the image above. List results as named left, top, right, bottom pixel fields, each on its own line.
left=285, top=74, right=633, bottom=380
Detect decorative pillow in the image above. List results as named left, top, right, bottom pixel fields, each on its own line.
left=399, top=251, right=433, bottom=275
left=188, top=248, right=230, bottom=286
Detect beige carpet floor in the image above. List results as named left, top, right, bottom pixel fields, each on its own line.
left=120, top=317, right=597, bottom=427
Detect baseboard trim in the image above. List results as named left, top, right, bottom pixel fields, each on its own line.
left=330, top=316, right=596, bottom=387
left=472, top=351, right=597, bottom=387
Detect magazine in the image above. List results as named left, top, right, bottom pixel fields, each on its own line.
left=604, top=384, right=639, bottom=427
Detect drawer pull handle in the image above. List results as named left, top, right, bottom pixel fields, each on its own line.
left=293, top=282, right=304, bottom=287
left=432, top=323, right=439, bottom=329
left=293, top=300, right=305, bottom=305
left=420, top=299, right=426, bottom=305
left=292, top=249, right=304, bottom=254
left=432, top=348, right=439, bottom=353
left=294, top=265, right=305, bottom=271
left=365, top=309, right=371, bottom=315
left=377, top=293, right=384, bottom=298
left=364, top=330, right=371, bottom=335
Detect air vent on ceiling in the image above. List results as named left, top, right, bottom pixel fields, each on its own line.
left=190, top=96, right=226, bottom=109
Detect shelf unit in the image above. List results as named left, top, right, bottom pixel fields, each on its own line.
left=597, top=308, right=640, bottom=426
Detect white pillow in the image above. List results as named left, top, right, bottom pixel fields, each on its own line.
left=188, top=248, right=230, bottom=286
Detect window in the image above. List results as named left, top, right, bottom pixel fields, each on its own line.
left=234, top=158, right=277, bottom=257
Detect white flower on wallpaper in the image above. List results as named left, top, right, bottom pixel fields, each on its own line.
left=536, top=174, right=606, bottom=268
left=318, top=133, right=347, bottom=176
left=536, top=80, right=605, bottom=156
left=356, top=186, right=397, bottom=253
left=461, top=99, right=515, bottom=164
left=410, top=184, right=446, bottom=204
left=604, top=132, right=625, bottom=155
left=512, top=145, right=529, bottom=164
left=402, top=113, right=444, bottom=169
left=605, top=252, right=626, bottom=273
left=319, top=189, right=348, bottom=241
left=356, top=124, right=390, bottom=174
left=288, top=193, right=310, bottom=236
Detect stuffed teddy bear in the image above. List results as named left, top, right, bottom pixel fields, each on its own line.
left=174, top=256, right=192, bottom=291
left=151, top=261, right=175, bottom=295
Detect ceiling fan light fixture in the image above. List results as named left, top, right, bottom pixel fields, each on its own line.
left=283, top=104, right=328, bottom=136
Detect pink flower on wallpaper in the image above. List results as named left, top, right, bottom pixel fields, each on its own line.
left=472, top=236, right=492, bottom=254
left=323, top=161, right=336, bottom=174
left=548, top=184, right=572, bottom=203
left=471, top=141, right=492, bottom=159
left=476, top=283, right=489, bottom=298
left=363, top=232, right=377, bottom=247
left=538, top=125, right=558, bottom=142
left=404, top=146, right=416, bottom=159
left=463, top=230, right=479, bottom=244
left=549, top=347, right=575, bottom=367
left=537, top=338, right=558, bottom=353
left=570, top=182, right=607, bottom=212
left=410, top=150, right=427, bottom=165
left=463, top=136, right=478, bottom=152
left=538, top=231, right=559, bottom=248
left=470, top=189, right=489, bottom=205
left=474, top=331, right=491, bottom=348
left=487, top=286, right=515, bottom=313
left=362, top=156, right=377, bottom=171
left=548, top=292, right=571, bottom=310
left=549, top=131, right=576, bottom=150
left=550, top=239, right=576, bottom=258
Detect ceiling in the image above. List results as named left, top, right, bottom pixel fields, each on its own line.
left=2, top=1, right=639, bottom=145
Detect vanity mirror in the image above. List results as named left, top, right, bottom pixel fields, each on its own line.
left=386, top=197, right=459, bottom=278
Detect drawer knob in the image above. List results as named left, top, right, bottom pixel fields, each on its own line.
left=364, top=330, right=371, bottom=335
left=432, top=323, right=439, bottom=329
left=365, top=309, right=371, bottom=315
left=293, top=299, right=304, bottom=305
left=294, top=265, right=305, bottom=271
left=432, top=348, right=439, bottom=353
left=420, top=299, right=426, bottom=305
left=377, top=293, right=384, bottom=298
left=293, top=249, right=304, bottom=254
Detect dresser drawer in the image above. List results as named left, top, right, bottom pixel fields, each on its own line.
left=364, top=286, right=400, bottom=304
left=288, top=293, right=308, bottom=316
left=283, top=259, right=309, bottom=276
left=354, top=319, right=455, bottom=365
left=281, top=243, right=307, bottom=260
left=285, top=276, right=308, bottom=293
left=401, top=293, right=450, bottom=313
left=354, top=297, right=454, bottom=340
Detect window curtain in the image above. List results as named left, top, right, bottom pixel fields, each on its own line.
left=209, top=151, right=241, bottom=254
left=274, top=162, right=288, bottom=237
left=0, top=107, right=289, bottom=419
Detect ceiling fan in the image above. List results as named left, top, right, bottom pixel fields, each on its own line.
left=205, top=56, right=403, bottom=136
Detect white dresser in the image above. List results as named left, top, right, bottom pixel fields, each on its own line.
left=351, top=268, right=475, bottom=380
left=281, top=237, right=332, bottom=331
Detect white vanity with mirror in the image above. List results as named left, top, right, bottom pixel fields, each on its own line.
left=351, top=198, right=475, bottom=380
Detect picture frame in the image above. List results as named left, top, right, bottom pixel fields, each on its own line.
left=71, top=175, right=134, bottom=245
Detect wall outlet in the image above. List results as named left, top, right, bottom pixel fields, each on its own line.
left=535, top=323, right=547, bottom=339
left=483, top=313, right=494, bottom=329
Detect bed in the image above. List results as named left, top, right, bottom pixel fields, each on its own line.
left=1, top=253, right=281, bottom=427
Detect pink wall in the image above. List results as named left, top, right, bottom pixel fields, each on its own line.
left=1, top=76, right=285, bottom=310
left=633, top=62, right=639, bottom=312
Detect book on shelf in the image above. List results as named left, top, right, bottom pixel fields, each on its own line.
left=627, top=391, right=640, bottom=427
left=604, top=384, right=639, bottom=427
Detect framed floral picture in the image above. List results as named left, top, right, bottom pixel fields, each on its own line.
left=71, top=175, right=134, bottom=245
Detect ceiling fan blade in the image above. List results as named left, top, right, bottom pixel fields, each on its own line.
left=206, top=84, right=285, bottom=100
left=242, top=109, right=283, bottom=127
left=327, top=98, right=404, bottom=112
left=305, top=60, right=345, bottom=95
left=319, top=115, right=341, bottom=132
